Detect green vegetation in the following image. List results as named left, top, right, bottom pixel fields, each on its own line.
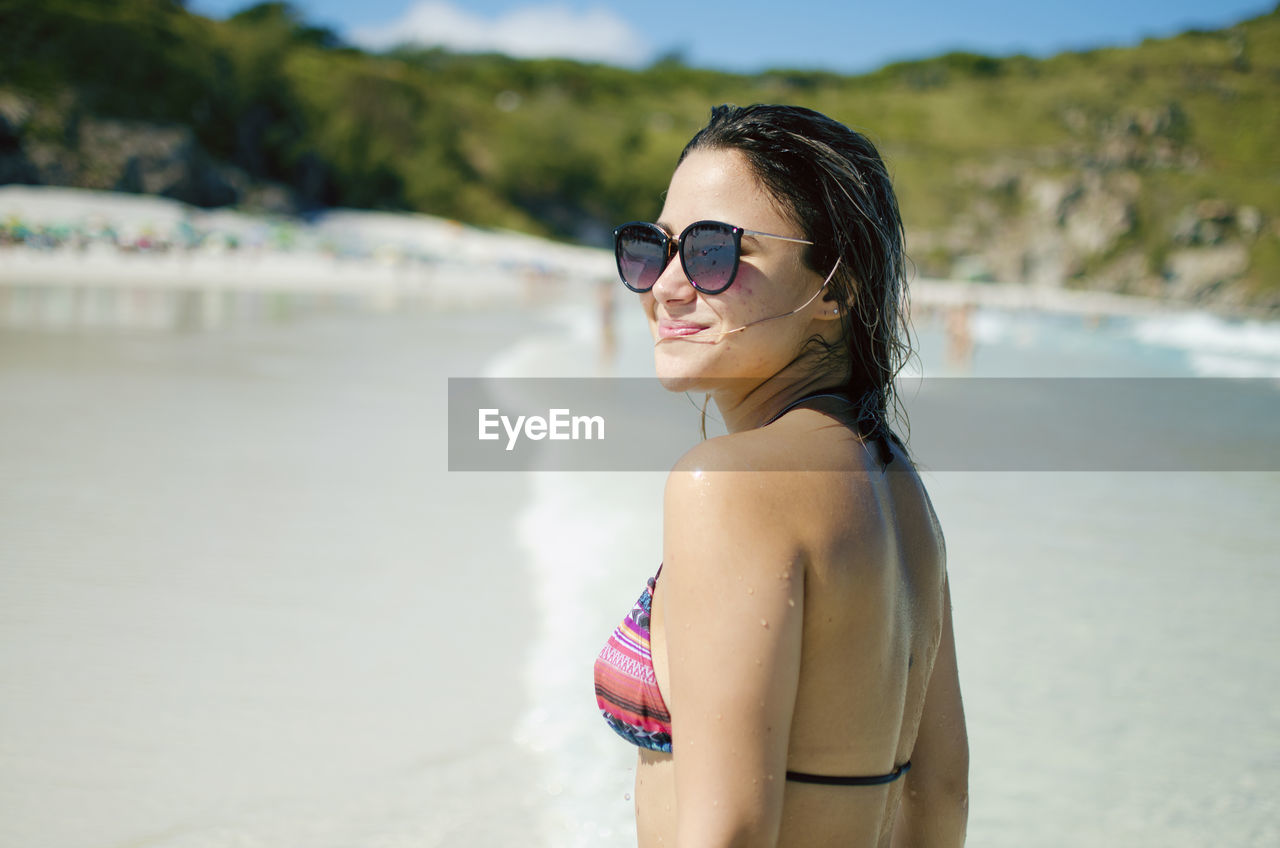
left=1, top=0, right=1277, bottom=307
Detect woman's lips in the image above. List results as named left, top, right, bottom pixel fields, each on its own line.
left=658, top=320, right=710, bottom=339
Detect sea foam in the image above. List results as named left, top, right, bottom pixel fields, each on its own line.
left=486, top=302, right=663, bottom=846
left=1130, top=311, right=1280, bottom=379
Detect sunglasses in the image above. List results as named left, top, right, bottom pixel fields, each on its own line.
left=613, top=220, right=813, bottom=294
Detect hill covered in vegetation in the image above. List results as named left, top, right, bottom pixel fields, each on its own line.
left=2, top=0, right=1278, bottom=311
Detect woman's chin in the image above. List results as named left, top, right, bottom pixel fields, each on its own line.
left=652, top=352, right=746, bottom=394
left=653, top=344, right=711, bottom=392
left=655, top=374, right=705, bottom=393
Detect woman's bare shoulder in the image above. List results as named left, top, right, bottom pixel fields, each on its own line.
left=669, top=413, right=860, bottom=475
left=669, top=427, right=783, bottom=474
left=665, top=434, right=782, bottom=527
left=662, top=432, right=814, bottom=567
left=669, top=423, right=902, bottom=523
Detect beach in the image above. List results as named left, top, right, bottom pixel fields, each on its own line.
left=2, top=186, right=1279, bottom=846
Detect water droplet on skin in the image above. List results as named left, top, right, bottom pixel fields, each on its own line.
left=788, top=598, right=795, bottom=607
left=716, top=713, right=723, bottom=721
left=767, top=773, right=775, bottom=781
left=761, top=618, right=769, bottom=628
left=746, top=586, right=754, bottom=595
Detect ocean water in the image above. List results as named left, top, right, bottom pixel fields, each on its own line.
left=2, top=284, right=1278, bottom=847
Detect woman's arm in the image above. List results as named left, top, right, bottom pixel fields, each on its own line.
left=660, top=457, right=805, bottom=848
left=892, top=576, right=969, bottom=848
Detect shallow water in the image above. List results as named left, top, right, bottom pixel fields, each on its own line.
left=0, top=300, right=561, bottom=847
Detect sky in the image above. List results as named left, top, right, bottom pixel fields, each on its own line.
left=188, top=0, right=1276, bottom=74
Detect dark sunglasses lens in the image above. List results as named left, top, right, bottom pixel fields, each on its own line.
left=616, top=225, right=668, bottom=291
left=683, top=223, right=738, bottom=292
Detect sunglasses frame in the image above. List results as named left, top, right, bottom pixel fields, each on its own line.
left=613, top=220, right=814, bottom=294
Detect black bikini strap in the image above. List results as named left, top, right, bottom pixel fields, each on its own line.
left=764, top=391, right=851, bottom=426
left=785, top=761, right=911, bottom=786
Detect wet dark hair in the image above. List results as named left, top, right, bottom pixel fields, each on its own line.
left=681, top=103, right=913, bottom=447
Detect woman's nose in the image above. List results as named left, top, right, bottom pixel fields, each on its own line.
left=649, top=254, right=696, bottom=304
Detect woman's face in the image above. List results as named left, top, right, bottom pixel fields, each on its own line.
left=642, top=147, right=833, bottom=393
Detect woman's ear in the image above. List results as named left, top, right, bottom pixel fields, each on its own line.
left=813, top=302, right=842, bottom=323
left=811, top=260, right=846, bottom=323
left=813, top=289, right=843, bottom=322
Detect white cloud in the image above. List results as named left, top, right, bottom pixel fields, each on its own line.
left=351, top=1, right=652, bottom=66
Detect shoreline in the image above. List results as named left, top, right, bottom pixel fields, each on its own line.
left=4, top=184, right=1271, bottom=322
left=7, top=246, right=1254, bottom=329
left=0, top=246, right=592, bottom=307
left=0, top=248, right=1183, bottom=311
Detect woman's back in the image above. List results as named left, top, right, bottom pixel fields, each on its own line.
left=639, top=402, right=948, bottom=847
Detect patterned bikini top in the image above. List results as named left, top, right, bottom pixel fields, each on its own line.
left=593, top=568, right=913, bottom=786
left=593, top=569, right=672, bottom=752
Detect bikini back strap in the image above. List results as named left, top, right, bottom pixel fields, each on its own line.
left=785, top=761, right=911, bottom=786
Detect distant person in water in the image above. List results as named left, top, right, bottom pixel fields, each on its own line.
left=946, top=302, right=974, bottom=369
left=595, top=104, right=968, bottom=847
left=598, top=275, right=617, bottom=367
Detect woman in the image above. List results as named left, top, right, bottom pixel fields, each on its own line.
left=594, top=104, right=968, bottom=847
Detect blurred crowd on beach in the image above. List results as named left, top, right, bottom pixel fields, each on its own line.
left=1, top=211, right=300, bottom=256
left=0, top=195, right=451, bottom=268
left=0, top=186, right=609, bottom=290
